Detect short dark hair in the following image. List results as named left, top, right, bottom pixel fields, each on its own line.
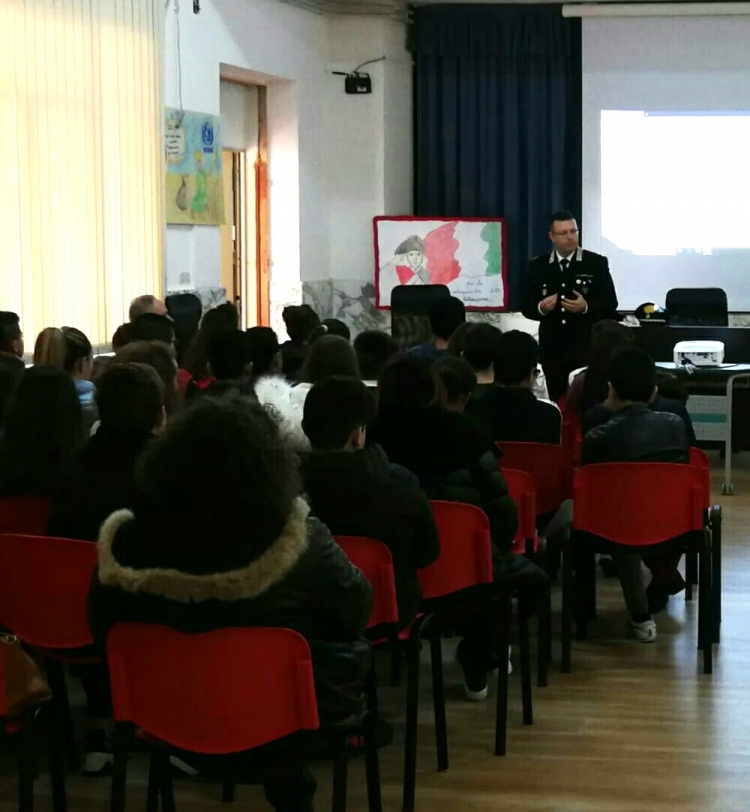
left=116, top=341, right=179, bottom=414
left=185, top=304, right=239, bottom=379
left=282, top=304, right=320, bottom=343
left=378, top=354, right=436, bottom=409
left=353, top=331, right=398, bottom=380
left=463, top=323, right=502, bottom=372
left=246, top=327, right=280, bottom=376
left=321, top=319, right=351, bottom=342
left=112, top=323, right=133, bottom=351
left=0, top=312, right=21, bottom=353
left=136, top=396, right=299, bottom=564
left=302, top=377, right=376, bottom=450
left=300, top=334, right=360, bottom=384
left=494, top=331, right=539, bottom=386
left=609, top=347, right=656, bottom=403
left=130, top=313, right=175, bottom=345
left=96, top=363, right=164, bottom=434
left=429, top=296, right=466, bottom=341
left=549, top=210, right=577, bottom=232
left=207, top=330, right=252, bottom=380
left=434, top=356, right=476, bottom=403
left=581, top=320, right=634, bottom=414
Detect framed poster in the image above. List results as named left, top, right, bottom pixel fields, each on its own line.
left=165, top=108, right=225, bottom=225
left=374, top=216, right=507, bottom=310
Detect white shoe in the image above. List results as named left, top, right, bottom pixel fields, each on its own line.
left=628, top=618, right=657, bottom=643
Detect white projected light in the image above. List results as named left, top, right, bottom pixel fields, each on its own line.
left=582, top=15, right=750, bottom=310
left=601, top=111, right=750, bottom=257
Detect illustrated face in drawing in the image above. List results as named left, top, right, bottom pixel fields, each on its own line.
left=406, top=249, right=424, bottom=270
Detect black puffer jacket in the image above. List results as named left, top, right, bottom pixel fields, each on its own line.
left=302, top=444, right=439, bottom=626
left=87, top=498, right=373, bottom=725
left=582, top=403, right=689, bottom=465
left=369, top=405, right=518, bottom=557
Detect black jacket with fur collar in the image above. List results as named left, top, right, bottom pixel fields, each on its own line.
left=87, top=498, right=373, bottom=725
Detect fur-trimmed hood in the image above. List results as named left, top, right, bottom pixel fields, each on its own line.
left=96, top=497, right=311, bottom=603
left=253, top=376, right=311, bottom=453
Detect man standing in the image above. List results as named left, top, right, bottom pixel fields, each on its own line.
left=523, top=211, right=618, bottom=401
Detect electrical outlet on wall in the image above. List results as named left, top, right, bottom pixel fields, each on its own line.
left=179, top=272, right=191, bottom=286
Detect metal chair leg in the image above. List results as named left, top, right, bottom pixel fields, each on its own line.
left=686, top=550, right=697, bottom=601
left=365, top=657, right=379, bottom=717
left=146, top=752, right=160, bottom=812
left=402, top=615, right=427, bottom=812
left=537, top=583, right=550, bottom=688
left=517, top=595, right=533, bottom=726
left=712, top=507, right=722, bottom=644
left=428, top=625, right=448, bottom=773
left=331, top=737, right=348, bottom=812
left=363, top=714, right=382, bottom=812
left=494, top=597, right=510, bottom=756
left=18, top=709, right=37, bottom=812
left=110, top=723, right=131, bottom=812
left=45, top=704, right=68, bottom=812
left=700, top=545, right=713, bottom=675
left=158, top=750, right=175, bottom=812
left=561, top=533, right=573, bottom=674
left=389, top=634, right=401, bottom=688
left=45, top=659, right=79, bottom=773
left=221, top=781, right=236, bottom=803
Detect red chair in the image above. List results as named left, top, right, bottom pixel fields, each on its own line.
left=106, top=624, right=381, bottom=812
left=0, top=497, right=51, bottom=535
left=562, top=464, right=714, bottom=675
left=0, top=641, right=67, bottom=812
left=502, top=468, right=551, bottom=688
left=0, top=535, right=99, bottom=772
left=496, top=442, right=571, bottom=515
left=562, top=415, right=582, bottom=467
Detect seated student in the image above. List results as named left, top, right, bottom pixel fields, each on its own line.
left=434, top=355, right=478, bottom=414
left=581, top=347, right=689, bottom=640
left=255, top=335, right=360, bottom=452
left=467, top=330, right=561, bottom=444
left=354, top=330, right=398, bottom=387
left=459, top=323, right=502, bottom=385
left=0, top=367, right=82, bottom=496
left=116, top=341, right=180, bottom=417
left=203, top=330, right=254, bottom=396
left=320, top=318, right=351, bottom=342
left=0, top=312, right=25, bottom=430
left=409, top=297, right=466, bottom=363
left=280, top=304, right=320, bottom=379
left=246, top=326, right=283, bottom=378
left=302, top=377, right=439, bottom=625
left=34, top=326, right=97, bottom=437
left=130, top=313, right=176, bottom=348
left=88, top=396, right=372, bottom=812
left=183, top=303, right=239, bottom=389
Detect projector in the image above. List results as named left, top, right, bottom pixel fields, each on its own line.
left=673, top=340, right=724, bottom=367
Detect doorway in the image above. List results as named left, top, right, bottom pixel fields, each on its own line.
left=219, top=82, right=269, bottom=328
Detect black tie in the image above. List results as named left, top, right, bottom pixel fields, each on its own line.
left=560, top=258, right=569, bottom=274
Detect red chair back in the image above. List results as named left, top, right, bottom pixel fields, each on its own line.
left=0, top=497, right=51, bottom=535
left=562, top=415, right=582, bottom=467
left=502, top=468, right=537, bottom=554
left=419, top=502, right=493, bottom=600
left=0, top=535, right=96, bottom=650
left=106, top=624, right=319, bottom=755
left=573, top=463, right=704, bottom=546
left=497, top=441, right=570, bottom=514
left=690, top=447, right=711, bottom=510
left=336, top=536, right=399, bottom=629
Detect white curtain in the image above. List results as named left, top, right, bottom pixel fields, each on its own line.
left=1, top=0, right=163, bottom=347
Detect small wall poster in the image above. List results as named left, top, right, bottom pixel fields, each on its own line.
left=374, top=216, right=507, bottom=310
left=165, top=108, right=225, bottom=225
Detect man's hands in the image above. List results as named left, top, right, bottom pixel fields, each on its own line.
left=561, top=290, right=587, bottom=313
left=539, top=294, right=558, bottom=314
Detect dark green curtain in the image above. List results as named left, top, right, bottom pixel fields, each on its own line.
left=411, top=4, right=582, bottom=309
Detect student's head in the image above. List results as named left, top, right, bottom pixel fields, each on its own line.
left=246, top=327, right=282, bottom=377
left=353, top=330, right=398, bottom=381
left=3, top=367, right=82, bottom=494
left=129, top=295, right=166, bottom=322
left=548, top=209, right=579, bottom=256
left=300, top=334, right=360, bottom=384
left=116, top=341, right=179, bottom=415
left=378, top=354, right=437, bottom=410
left=135, top=396, right=300, bottom=563
left=582, top=320, right=634, bottom=412
left=429, top=296, right=466, bottom=342
left=112, top=323, right=133, bottom=352
left=303, top=376, right=376, bottom=452
left=33, top=326, right=93, bottom=380
left=185, top=304, right=239, bottom=379
left=434, top=356, right=476, bottom=413
left=207, top=330, right=253, bottom=381
left=321, top=319, right=351, bottom=342
left=446, top=321, right=473, bottom=358
left=282, top=304, right=320, bottom=343
left=0, top=312, right=23, bottom=358
left=96, top=363, right=165, bottom=436
left=130, top=313, right=175, bottom=347
left=494, top=330, right=539, bottom=388
left=462, top=323, right=502, bottom=374
left=607, top=347, right=656, bottom=408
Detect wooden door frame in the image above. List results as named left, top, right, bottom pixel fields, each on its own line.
left=255, top=86, right=270, bottom=327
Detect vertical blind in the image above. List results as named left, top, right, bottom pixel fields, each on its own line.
left=1, top=0, right=163, bottom=346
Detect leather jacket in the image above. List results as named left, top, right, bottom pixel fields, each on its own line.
left=581, top=403, right=689, bottom=466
